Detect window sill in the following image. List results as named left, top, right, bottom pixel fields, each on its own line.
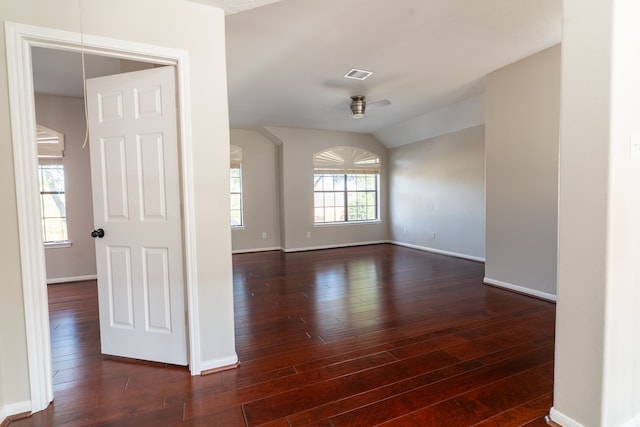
left=231, top=226, right=245, bottom=231
left=44, top=241, right=72, bottom=249
left=314, top=220, right=382, bottom=227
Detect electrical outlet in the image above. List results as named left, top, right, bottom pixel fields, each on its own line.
left=306, top=231, right=311, bottom=238
left=262, top=232, right=267, bottom=239
left=403, top=227, right=407, bottom=235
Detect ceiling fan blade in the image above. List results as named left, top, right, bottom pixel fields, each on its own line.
left=368, top=99, right=391, bottom=109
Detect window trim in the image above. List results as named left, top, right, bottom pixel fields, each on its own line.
left=229, top=146, right=244, bottom=228
left=312, top=146, right=381, bottom=225
left=230, top=166, right=244, bottom=228
left=44, top=241, right=72, bottom=249
left=38, top=161, right=70, bottom=244
left=313, top=172, right=380, bottom=224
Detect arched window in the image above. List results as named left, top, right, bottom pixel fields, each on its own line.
left=313, top=146, right=380, bottom=223
left=230, top=145, right=243, bottom=227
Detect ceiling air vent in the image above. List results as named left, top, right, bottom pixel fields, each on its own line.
left=344, top=68, right=373, bottom=80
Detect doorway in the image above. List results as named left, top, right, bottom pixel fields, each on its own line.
left=6, top=22, right=202, bottom=413
left=33, top=50, right=189, bottom=364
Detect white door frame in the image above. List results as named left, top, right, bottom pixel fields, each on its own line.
left=4, top=22, right=203, bottom=413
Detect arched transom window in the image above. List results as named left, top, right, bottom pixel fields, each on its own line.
left=313, top=146, right=380, bottom=223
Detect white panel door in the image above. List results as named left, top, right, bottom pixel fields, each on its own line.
left=86, top=66, right=187, bottom=365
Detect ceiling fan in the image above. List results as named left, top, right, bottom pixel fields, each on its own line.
left=349, top=95, right=391, bottom=118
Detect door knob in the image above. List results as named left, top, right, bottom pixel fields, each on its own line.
left=91, top=228, right=105, bottom=238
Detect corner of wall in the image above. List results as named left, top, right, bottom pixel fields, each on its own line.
left=483, top=277, right=557, bottom=302
left=0, top=401, right=32, bottom=426
left=199, top=353, right=239, bottom=374
left=549, top=407, right=586, bottom=427
left=484, top=45, right=560, bottom=299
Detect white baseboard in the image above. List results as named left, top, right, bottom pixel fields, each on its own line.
left=282, top=240, right=389, bottom=253
left=0, top=400, right=31, bottom=425
left=390, top=241, right=485, bottom=263
left=550, top=406, right=640, bottom=427
left=484, top=277, right=557, bottom=302
left=198, top=354, right=239, bottom=374
left=47, top=274, right=97, bottom=284
left=549, top=407, right=585, bottom=427
left=232, top=246, right=282, bottom=254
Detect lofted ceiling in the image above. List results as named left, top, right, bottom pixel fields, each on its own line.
left=225, top=0, right=562, bottom=146
left=32, top=0, right=562, bottom=148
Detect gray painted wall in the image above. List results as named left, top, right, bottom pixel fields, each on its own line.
left=230, top=129, right=281, bottom=252
left=265, top=126, right=389, bottom=251
left=389, top=125, right=485, bottom=260
left=485, top=44, right=560, bottom=299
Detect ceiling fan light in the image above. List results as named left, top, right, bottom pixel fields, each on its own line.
left=350, top=95, right=366, bottom=118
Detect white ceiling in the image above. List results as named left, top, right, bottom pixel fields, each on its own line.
left=31, top=0, right=562, bottom=147
left=225, top=0, right=562, bottom=145
left=32, top=47, right=124, bottom=98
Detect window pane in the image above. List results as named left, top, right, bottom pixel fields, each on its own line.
left=313, top=171, right=378, bottom=224
left=357, top=175, right=366, bottom=190
left=42, top=194, right=66, bottom=218
left=347, top=191, right=357, bottom=205
left=43, top=217, right=68, bottom=242
left=333, top=174, right=344, bottom=189
left=322, top=175, right=334, bottom=191
left=367, top=206, right=376, bottom=219
left=324, top=192, right=335, bottom=207
left=348, top=205, right=357, bottom=220
left=346, top=175, right=356, bottom=191
left=230, top=194, right=241, bottom=210
left=359, top=206, right=369, bottom=220
left=230, top=178, right=240, bottom=193
left=39, top=163, right=68, bottom=243
left=40, top=165, right=64, bottom=192
left=325, top=206, right=346, bottom=222
left=325, top=207, right=335, bottom=222
left=364, top=175, right=374, bottom=190
left=230, top=211, right=242, bottom=227
left=230, top=167, right=243, bottom=227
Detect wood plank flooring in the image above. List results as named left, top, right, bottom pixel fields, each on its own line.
left=11, top=244, right=555, bottom=426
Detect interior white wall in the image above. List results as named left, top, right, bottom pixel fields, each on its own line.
left=34, top=94, right=97, bottom=283
left=230, top=129, right=281, bottom=252
left=265, top=126, right=389, bottom=251
left=553, top=0, right=640, bottom=425
left=0, top=221, right=29, bottom=417
left=389, top=125, right=485, bottom=261
left=603, top=1, right=640, bottom=422
left=484, top=44, right=560, bottom=300
left=0, top=0, right=234, bottom=417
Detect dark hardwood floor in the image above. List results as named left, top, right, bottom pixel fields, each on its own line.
left=11, top=244, right=555, bottom=426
